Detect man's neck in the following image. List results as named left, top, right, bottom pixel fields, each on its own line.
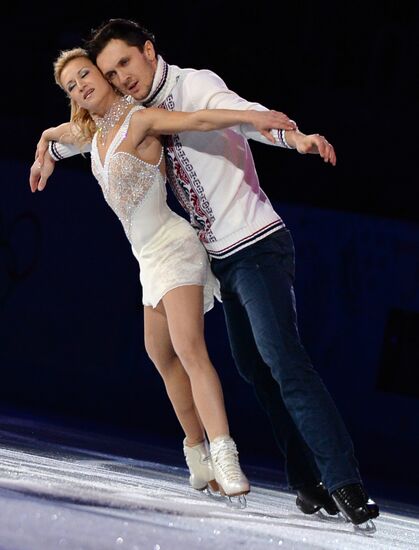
left=141, top=56, right=178, bottom=107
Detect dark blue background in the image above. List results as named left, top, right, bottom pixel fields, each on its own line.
left=1, top=0, right=418, bottom=505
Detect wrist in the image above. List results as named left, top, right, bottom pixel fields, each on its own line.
left=281, top=129, right=295, bottom=149
left=284, top=129, right=306, bottom=149
left=49, top=140, right=64, bottom=161
left=246, top=111, right=259, bottom=126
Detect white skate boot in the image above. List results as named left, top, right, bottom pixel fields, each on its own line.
left=210, top=435, right=250, bottom=504
left=183, top=438, right=219, bottom=492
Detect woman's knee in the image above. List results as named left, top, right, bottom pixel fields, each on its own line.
left=171, top=335, right=208, bottom=367
left=144, top=336, right=176, bottom=371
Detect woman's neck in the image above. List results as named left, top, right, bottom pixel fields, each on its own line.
left=90, top=91, right=121, bottom=119
left=92, top=94, right=132, bottom=147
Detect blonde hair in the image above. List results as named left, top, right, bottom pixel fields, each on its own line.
left=53, top=48, right=97, bottom=145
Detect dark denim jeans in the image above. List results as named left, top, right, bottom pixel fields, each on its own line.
left=211, top=228, right=361, bottom=492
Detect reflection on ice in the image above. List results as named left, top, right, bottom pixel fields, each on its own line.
left=0, top=414, right=418, bottom=550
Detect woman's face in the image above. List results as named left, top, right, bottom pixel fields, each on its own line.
left=60, top=57, right=112, bottom=111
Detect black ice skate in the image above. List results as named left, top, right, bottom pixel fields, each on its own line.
left=296, top=482, right=339, bottom=517
left=331, top=483, right=379, bottom=532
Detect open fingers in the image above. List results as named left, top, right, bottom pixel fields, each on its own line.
left=314, top=134, right=337, bottom=166
left=37, top=142, right=48, bottom=166
left=38, top=176, right=47, bottom=191
left=270, top=110, right=297, bottom=130
left=321, top=139, right=336, bottom=166
left=29, top=161, right=42, bottom=193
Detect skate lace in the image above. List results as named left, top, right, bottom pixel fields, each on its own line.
left=337, top=484, right=365, bottom=508
left=211, top=439, right=242, bottom=480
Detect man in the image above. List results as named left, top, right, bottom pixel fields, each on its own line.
left=30, top=19, right=378, bottom=527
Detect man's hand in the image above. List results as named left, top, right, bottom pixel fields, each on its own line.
left=29, top=153, right=56, bottom=192
left=249, top=110, right=298, bottom=143
left=294, top=133, right=336, bottom=165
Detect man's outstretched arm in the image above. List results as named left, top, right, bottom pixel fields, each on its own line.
left=186, top=69, right=298, bottom=145
left=189, top=70, right=336, bottom=162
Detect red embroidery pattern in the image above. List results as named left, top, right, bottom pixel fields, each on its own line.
left=161, top=96, right=216, bottom=243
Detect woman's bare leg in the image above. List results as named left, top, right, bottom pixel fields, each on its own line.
left=162, top=285, right=229, bottom=441
left=144, top=303, right=204, bottom=445
left=150, top=288, right=248, bottom=497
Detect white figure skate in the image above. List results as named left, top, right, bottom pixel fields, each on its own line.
left=183, top=438, right=219, bottom=492
left=210, top=435, right=250, bottom=507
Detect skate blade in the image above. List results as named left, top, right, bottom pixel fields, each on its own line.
left=219, top=485, right=250, bottom=497
left=217, top=484, right=250, bottom=508
left=227, top=494, right=247, bottom=509
left=201, top=487, right=247, bottom=508
left=201, top=487, right=225, bottom=502
left=194, top=479, right=220, bottom=494
left=315, top=510, right=346, bottom=523
left=354, top=519, right=376, bottom=534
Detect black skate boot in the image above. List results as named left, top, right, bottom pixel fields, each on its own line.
left=331, top=483, right=379, bottom=530
left=296, top=482, right=339, bottom=516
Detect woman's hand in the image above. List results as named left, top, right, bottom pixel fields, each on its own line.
left=35, top=122, right=73, bottom=165
left=249, top=110, right=297, bottom=143
left=35, top=133, right=50, bottom=166
left=29, top=154, right=56, bottom=192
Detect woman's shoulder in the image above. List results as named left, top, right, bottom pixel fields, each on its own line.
left=129, top=106, right=164, bottom=129
left=124, top=107, right=162, bottom=149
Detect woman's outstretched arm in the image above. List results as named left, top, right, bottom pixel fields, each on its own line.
left=39, top=122, right=76, bottom=146
left=131, top=108, right=290, bottom=145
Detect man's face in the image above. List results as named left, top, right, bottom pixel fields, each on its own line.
left=96, top=38, right=157, bottom=101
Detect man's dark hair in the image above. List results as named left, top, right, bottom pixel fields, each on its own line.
left=85, top=19, right=157, bottom=62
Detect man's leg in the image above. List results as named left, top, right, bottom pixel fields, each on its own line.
left=219, top=286, right=321, bottom=490
left=213, top=229, right=361, bottom=493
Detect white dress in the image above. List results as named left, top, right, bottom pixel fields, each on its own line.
left=91, top=105, right=220, bottom=312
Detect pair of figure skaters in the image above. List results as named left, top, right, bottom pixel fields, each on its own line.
left=31, top=18, right=379, bottom=528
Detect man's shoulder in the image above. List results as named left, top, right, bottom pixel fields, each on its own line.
left=173, top=64, right=223, bottom=81
left=167, top=63, right=229, bottom=107
left=177, top=66, right=227, bottom=91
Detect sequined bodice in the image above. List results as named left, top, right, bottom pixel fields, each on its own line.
left=91, top=106, right=170, bottom=249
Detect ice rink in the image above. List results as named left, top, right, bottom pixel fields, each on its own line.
left=0, top=413, right=418, bottom=550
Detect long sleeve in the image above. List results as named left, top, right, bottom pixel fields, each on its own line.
left=48, top=140, right=92, bottom=161
left=185, top=70, right=290, bottom=147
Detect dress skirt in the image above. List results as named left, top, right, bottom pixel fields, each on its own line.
left=131, top=214, right=221, bottom=313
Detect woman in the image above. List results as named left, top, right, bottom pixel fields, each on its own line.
left=42, top=47, right=286, bottom=499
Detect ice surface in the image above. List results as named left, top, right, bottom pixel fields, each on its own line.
left=0, top=414, right=418, bottom=550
